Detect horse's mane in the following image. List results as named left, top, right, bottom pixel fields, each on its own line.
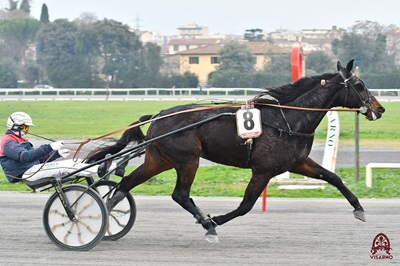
left=254, top=73, right=336, bottom=104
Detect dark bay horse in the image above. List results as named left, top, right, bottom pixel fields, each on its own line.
left=88, top=60, right=385, bottom=243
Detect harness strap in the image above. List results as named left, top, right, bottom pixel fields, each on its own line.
left=260, top=100, right=315, bottom=138
left=263, top=122, right=315, bottom=138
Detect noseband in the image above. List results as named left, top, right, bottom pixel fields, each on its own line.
left=338, top=71, right=373, bottom=114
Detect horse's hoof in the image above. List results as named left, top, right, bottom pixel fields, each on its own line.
left=205, top=233, right=219, bottom=243
left=353, top=210, right=366, bottom=222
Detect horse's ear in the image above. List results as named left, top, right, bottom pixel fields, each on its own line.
left=337, top=61, right=343, bottom=71
left=346, top=59, right=354, bottom=72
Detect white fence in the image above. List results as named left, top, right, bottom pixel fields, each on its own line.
left=366, top=163, right=400, bottom=187
left=1, top=88, right=400, bottom=101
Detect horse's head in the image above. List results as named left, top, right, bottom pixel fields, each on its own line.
left=336, top=60, right=385, bottom=121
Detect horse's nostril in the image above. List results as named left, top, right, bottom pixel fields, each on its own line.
left=379, top=107, right=385, bottom=114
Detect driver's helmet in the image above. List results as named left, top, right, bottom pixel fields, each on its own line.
left=7, top=112, right=35, bottom=131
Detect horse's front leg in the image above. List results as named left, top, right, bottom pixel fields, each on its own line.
left=211, top=171, right=271, bottom=226
left=290, top=157, right=366, bottom=222
left=171, top=163, right=219, bottom=243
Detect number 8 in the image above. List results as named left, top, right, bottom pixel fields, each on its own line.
left=243, top=111, right=254, bottom=130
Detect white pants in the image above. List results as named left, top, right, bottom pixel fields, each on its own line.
left=22, top=159, right=115, bottom=181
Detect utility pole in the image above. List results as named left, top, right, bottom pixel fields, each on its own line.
left=133, top=14, right=143, bottom=31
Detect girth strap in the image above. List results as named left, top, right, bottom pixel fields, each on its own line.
left=245, top=138, right=253, bottom=167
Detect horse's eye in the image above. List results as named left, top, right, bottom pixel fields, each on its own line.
left=353, top=80, right=365, bottom=91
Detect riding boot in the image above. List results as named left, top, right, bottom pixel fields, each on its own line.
left=106, top=190, right=126, bottom=212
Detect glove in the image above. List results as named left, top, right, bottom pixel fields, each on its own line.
left=50, top=140, right=64, bottom=151
left=58, top=149, right=71, bottom=158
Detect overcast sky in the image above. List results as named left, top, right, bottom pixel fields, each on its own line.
left=14, top=0, right=400, bottom=35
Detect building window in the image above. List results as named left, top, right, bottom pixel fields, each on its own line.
left=173, top=45, right=179, bottom=51
left=211, top=57, right=219, bottom=64
left=186, top=45, right=190, bottom=50
left=189, top=57, right=199, bottom=64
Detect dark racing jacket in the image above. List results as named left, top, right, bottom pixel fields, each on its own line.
left=0, top=130, right=60, bottom=183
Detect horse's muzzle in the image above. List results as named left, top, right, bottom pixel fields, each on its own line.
left=365, top=106, right=385, bottom=121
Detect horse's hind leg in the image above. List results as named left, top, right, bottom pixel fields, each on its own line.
left=290, top=157, right=366, bottom=222
left=106, top=148, right=172, bottom=210
left=171, top=161, right=219, bottom=243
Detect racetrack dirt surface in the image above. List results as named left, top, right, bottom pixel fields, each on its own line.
left=0, top=193, right=398, bottom=265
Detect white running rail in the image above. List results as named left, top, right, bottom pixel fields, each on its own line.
left=366, top=163, right=400, bottom=187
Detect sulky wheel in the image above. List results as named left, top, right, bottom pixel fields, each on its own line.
left=94, top=180, right=136, bottom=241
left=42, top=184, right=108, bottom=251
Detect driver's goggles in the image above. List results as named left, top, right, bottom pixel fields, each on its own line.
left=21, top=124, right=30, bottom=132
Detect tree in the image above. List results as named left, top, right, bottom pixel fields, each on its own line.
left=157, top=72, right=199, bottom=88
left=180, top=71, right=199, bottom=88
left=0, top=17, right=40, bottom=62
left=244, top=29, right=264, bottom=42
left=36, top=19, right=93, bottom=87
left=209, top=41, right=256, bottom=87
left=23, top=61, right=43, bottom=87
left=7, top=0, right=18, bottom=10
left=19, top=0, right=30, bottom=14
left=262, top=53, right=292, bottom=86
left=332, top=21, right=395, bottom=73
left=74, top=12, right=98, bottom=26
left=125, top=42, right=164, bottom=87
left=217, top=42, right=255, bottom=73
left=40, top=4, right=49, bottom=24
left=331, top=21, right=400, bottom=89
left=79, top=19, right=142, bottom=87
left=0, top=17, right=40, bottom=85
left=0, top=58, right=18, bottom=87
left=209, top=69, right=253, bottom=88
left=305, top=51, right=334, bottom=75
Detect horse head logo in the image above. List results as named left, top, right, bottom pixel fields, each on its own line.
left=370, top=233, right=393, bottom=259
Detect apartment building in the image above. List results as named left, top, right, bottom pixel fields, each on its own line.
left=177, top=42, right=290, bottom=84
left=268, top=26, right=345, bottom=54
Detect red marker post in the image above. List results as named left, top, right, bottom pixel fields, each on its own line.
left=262, top=45, right=304, bottom=213
left=291, top=45, right=304, bottom=82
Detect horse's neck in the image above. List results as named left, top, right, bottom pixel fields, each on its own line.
left=287, top=87, right=338, bottom=133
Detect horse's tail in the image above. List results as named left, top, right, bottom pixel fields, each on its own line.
left=86, top=114, right=153, bottom=163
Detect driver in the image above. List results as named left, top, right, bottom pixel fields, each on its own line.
left=0, top=111, right=112, bottom=183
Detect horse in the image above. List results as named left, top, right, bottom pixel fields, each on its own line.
left=87, top=60, right=385, bottom=243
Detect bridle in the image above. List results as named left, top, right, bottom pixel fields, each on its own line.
left=338, top=70, right=373, bottom=115
left=252, top=70, right=374, bottom=138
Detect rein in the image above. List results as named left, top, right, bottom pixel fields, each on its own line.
left=71, top=101, right=361, bottom=160
left=20, top=95, right=362, bottom=163
left=254, top=102, right=360, bottom=112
